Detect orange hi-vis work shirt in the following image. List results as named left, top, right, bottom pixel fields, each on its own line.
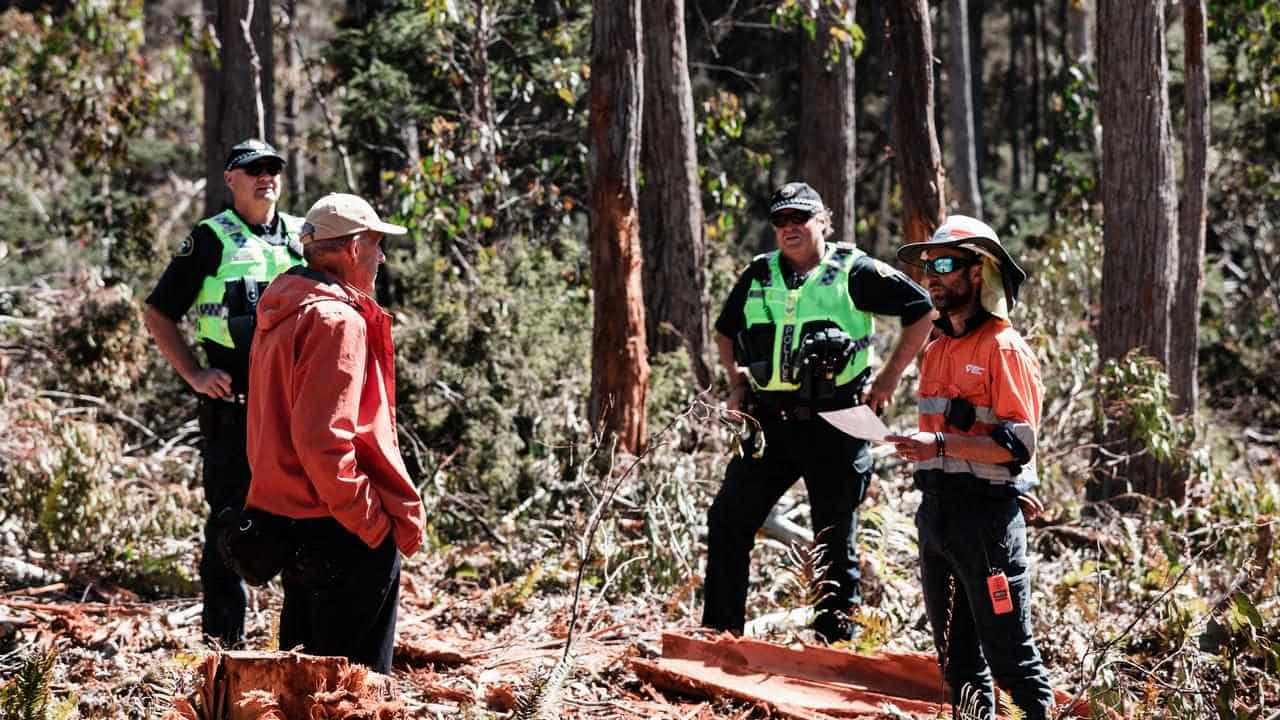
left=915, top=315, right=1043, bottom=492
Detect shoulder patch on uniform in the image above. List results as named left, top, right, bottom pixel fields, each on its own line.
left=176, top=235, right=194, bottom=257
left=870, top=258, right=898, bottom=278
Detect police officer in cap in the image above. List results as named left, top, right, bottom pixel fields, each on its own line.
left=703, top=181, right=936, bottom=642
left=143, top=139, right=304, bottom=646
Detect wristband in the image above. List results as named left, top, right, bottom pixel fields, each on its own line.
left=935, top=431, right=946, bottom=457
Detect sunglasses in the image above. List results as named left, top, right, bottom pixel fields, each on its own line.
left=770, top=211, right=813, bottom=228
left=241, top=162, right=283, bottom=177
left=922, top=256, right=974, bottom=276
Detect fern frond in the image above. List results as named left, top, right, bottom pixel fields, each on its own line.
left=0, top=648, right=56, bottom=720
left=503, top=563, right=545, bottom=611
left=955, top=683, right=986, bottom=720
left=510, top=655, right=573, bottom=720
left=780, top=537, right=837, bottom=610
left=998, top=688, right=1026, bottom=720
left=849, top=607, right=891, bottom=654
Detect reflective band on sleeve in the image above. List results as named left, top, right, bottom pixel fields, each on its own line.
left=919, top=396, right=1000, bottom=424
left=1008, top=422, right=1037, bottom=456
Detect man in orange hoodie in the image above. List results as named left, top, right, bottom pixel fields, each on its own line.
left=245, top=193, right=424, bottom=673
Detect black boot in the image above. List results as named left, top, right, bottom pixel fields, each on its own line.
left=811, top=609, right=855, bottom=645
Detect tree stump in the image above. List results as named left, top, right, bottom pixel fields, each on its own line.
left=167, top=650, right=402, bottom=720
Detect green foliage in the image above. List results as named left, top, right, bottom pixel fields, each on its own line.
left=326, top=0, right=590, bottom=249
left=391, top=236, right=592, bottom=535
left=48, top=282, right=149, bottom=404
left=1041, top=63, right=1100, bottom=218
left=1199, top=0, right=1280, bottom=427
left=0, top=0, right=167, bottom=283
left=1095, top=351, right=1195, bottom=467
left=1, top=391, right=201, bottom=593
left=1199, top=592, right=1280, bottom=717
left=771, top=0, right=863, bottom=68
left=1019, top=222, right=1102, bottom=497
left=0, top=649, right=76, bottom=720
left=0, top=1, right=155, bottom=171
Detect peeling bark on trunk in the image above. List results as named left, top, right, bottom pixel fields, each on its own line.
left=797, top=4, right=858, bottom=246
left=640, top=0, right=710, bottom=388
left=201, top=0, right=274, bottom=215
left=1091, top=0, right=1180, bottom=501
left=886, top=0, right=946, bottom=249
left=589, top=0, right=649, bottom=453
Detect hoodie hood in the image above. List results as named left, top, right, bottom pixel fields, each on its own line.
left=256, top=266, right=365, bottom=334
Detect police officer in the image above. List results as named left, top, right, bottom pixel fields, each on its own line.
left=143, top=139, right=304, bottom=646
left=703, top=181, right=936, bottom=643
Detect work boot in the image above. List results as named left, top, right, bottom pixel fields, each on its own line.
left=811, top=610, right=855, bottom=645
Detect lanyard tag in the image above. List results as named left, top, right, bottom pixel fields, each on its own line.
left=987, top=571, right=1013, bottom=615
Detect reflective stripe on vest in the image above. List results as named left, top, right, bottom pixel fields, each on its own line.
left=918, top=395, right=1039, bottom=487
left=741, top=244, right=873, bottom=392
left=193, top=210, right=305, bottom=348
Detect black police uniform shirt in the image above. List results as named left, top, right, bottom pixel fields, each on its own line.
left=145, top=209, right=291, bottom=394
left=715, top=251, right=933, bottom=341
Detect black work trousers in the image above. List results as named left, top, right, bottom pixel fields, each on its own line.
left=916, top=490, right=1053, bottom=719
left=702, top=411, right=872, bottom=634
left=197, top=398, right=250, bottom=646
left=280, top=518, right=401, bottom=674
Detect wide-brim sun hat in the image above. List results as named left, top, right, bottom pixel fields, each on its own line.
left=897, top=215, right=1028, bottom=317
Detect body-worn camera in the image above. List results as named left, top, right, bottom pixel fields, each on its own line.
left=793, top=326, right=855, bottom=402
left=224, top=278, right=268, bottom=350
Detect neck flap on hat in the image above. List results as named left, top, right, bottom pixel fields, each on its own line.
left=979, top=257, right=1009, bottom=320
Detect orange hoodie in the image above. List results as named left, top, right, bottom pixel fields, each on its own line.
left=245, top=266, right=424, bottom=556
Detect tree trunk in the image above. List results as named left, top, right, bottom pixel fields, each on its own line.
left=1092, top=0, right=1180, bottom=501
left=1067, top=0, right=1093, bottom=66
left=1030, top=2, right=1044, bottom=191
left=968, top=0, right=986, bottom=179
left=589, top=0, right=650, bottom=453
left=946, top=0, right=982, bottom=218
left=1005, top=4, right=1023, bottom=192
left=282, top=0, right=304, bottom=200
left=798, top=3, right=858, bottom=245
left=202, top=0, right=274, bottom=215
left=1172, top=0, right=1208, bottom=421
left=886, top=0, right=946, bottom=249
left=640, top=0, right=710, bottom=388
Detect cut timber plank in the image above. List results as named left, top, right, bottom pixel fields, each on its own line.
left=630, top=632, right=1098, bottom=720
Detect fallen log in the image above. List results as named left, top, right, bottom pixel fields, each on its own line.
left=630, top=631, right=1102, bottom=720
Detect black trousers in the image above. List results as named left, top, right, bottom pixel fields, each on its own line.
left=280, top=518, right=401, bottom=674
left=197, top=398, right=250, bottom=646
left=917, top=491, right=1053, bottom=719
left=702, top=412, right=872, bottom=634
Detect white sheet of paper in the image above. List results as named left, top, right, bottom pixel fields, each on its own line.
left=819, top=405, right=892, bottom=442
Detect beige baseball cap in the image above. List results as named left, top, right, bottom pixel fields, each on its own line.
left=300, top=193, right=408, bottom=244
